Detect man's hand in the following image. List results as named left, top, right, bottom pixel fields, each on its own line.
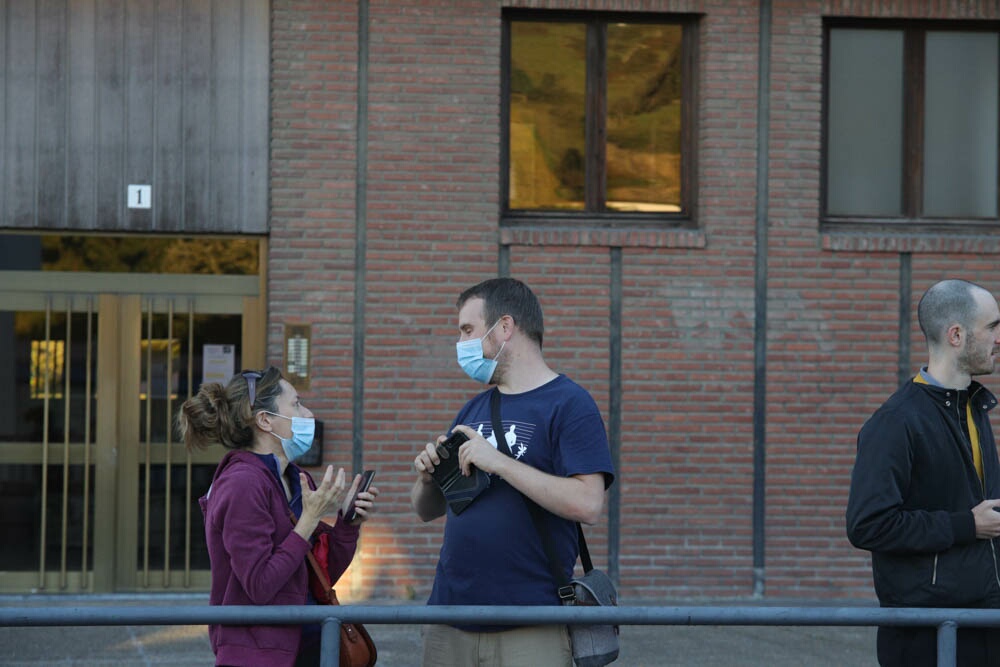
left=412, top=438, right=448, bottom=522
left=972, top=499, right=1000, bottom=539
left=414, top=439, right=446, bottom=481
left=452, top=424, right=507, bottom=477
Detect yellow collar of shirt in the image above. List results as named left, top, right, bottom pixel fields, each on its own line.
left=913, top=374, right=983, bottom=483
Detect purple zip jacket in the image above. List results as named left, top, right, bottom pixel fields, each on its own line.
left=199, top=449, right=359, bottom=667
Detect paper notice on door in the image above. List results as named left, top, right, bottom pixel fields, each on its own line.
left=203, top=344, right=236, bottom=385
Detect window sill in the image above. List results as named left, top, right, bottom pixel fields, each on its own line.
left=499, top=225, right=706, bottom=248
left=821, top=220, right=1000, bottom=254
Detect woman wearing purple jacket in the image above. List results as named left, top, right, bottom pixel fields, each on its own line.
left=178, top=366, right=378, bottom=667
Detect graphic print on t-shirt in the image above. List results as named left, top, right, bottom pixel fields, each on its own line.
left=470, top=419, right=536, bottom=460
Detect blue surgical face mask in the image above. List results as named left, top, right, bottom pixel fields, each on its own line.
left=456, top=319, right=506, bottom=384
left=264, top=412, right=316, bottom=462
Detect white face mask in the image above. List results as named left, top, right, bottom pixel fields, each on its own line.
left=456, top=319, right=505, bottom=384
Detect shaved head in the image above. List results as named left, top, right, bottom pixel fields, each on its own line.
left=917, top=279, right=990, bottom=346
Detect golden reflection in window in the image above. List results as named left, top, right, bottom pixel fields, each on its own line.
left=508, top=20, right=683, bottom=213
left=39, top=236, right=259, bottom=275
left=30, top=340, right=65, bottom=399
left=606, top=23, right=683, bottom=213
left=509, top=22, right=587, bottom=210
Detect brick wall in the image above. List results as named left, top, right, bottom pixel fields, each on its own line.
left=270, top=0, right=360, bottom=479
left=269, top=0, right=1000, bottom=604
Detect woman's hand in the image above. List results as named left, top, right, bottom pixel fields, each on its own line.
left=294, top=466, right=346, bottom=540
left=340, top=473, right=379, bottom=526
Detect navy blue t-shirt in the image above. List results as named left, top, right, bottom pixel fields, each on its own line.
left=427, top=374, right=614, bottom=614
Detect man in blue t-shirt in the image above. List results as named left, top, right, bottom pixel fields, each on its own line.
left=411, top=277, right=615, bottom=667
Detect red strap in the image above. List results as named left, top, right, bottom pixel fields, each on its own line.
left=289, top=510, right=337, bottom=604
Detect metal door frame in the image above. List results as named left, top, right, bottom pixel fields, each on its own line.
left=0, top=267, right=266, bottom=593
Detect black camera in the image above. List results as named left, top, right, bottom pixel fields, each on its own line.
left=430, top=430, right=489, bottom=514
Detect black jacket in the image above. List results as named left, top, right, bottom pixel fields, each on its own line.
left=846, top=378, right=1000, bottom=608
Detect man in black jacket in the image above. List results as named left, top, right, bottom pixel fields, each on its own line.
left=847, top=279, right=1000, bottom=667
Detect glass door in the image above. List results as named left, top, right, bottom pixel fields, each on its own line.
left=0, top=237, right=265, bottom=593
left=0, top=297, right=99, bottom=592
left=130, top=298, right=248, bottom=591
left=0, top=287, right=264, bottom=593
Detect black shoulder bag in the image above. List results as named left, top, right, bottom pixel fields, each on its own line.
left=490, top=388, right=620, bottom=667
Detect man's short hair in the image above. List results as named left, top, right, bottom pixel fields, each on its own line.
left=457, top=278, right=544, bottom=347
left=917, top=279, right=987, bottom=345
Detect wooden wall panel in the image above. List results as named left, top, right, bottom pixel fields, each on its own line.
left=182, top=0, right=212, bottom=232
left=94, top=0, right=125, bottom=228
left=211, top=0, right=243, bottom=232
left=36, top=0, right=67, bottom=229
left=242, top=0, right=269, bottom=231
left=0, top=0, right=269, bottom=234
left=0, top=4, right=5, bottom=229
left=124, top=0, right=155, bottom=231
left=67, top=0, right=98, bottom=228
left=4, top=1, right=37, bottom=228
left=154, top=0, right=184, bottom=233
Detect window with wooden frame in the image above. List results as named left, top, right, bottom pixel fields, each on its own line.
left=823, top=21, right=1000, bottom=231
left=502, top=11, right=698, bottom=228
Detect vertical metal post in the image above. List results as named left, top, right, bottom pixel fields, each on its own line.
left=349, top=0, right=372, bottom=600
left=184, top=299, right=194, bottom=587
left=608, top=247, right=622, bottom=583
left=143, top=299, right=153, bottom=587
left=352, top=0, right=371, bottom=479
left=60, top=299, right=73, bottom=589
left=752, top=0, right=773, bottom=598
left=897, top=253, right=912, bottom=387
left=82, top=297, right=94, bottom=587
left=498, top=244, right=510, bottom=278
left=39, top=298, right=53, bottom=589
left=164, top=299, right=174, bottom=587
left=937, top=621, right=957, bottom=667
left=320, top=617, right=341, bottom=667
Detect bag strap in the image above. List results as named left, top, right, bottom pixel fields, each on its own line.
left=288, top=510, right=336, bottom=601
left=490, top=388, right=592, bottom=601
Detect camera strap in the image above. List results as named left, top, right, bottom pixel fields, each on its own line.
left=489, top=388, right=592, bottom=599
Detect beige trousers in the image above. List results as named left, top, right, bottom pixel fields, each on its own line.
left=421, top=623, right=573, bottom=667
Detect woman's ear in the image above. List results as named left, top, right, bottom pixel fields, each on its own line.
left=254, top=410, right=273, bottom=432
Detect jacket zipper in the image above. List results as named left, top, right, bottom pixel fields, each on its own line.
left=990, top=540, right=1000, bottom=591
left=932, top=554, right=938, bottom=586
left=967, top=387, right=1000, bottom=590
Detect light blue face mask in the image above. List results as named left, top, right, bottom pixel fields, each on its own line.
left=456, top=319, right=506, bottom=384
left=264, top=412, right=316, bottom=462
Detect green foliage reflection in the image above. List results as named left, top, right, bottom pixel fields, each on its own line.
left=40, top=236, right=258, bottom=275
left=509, top=22, right=586, bottom=209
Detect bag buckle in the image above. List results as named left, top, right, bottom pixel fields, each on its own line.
left=558, top=584, right=576, bottom=602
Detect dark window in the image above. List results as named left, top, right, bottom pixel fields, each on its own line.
left=824, top=22, right=1000, bottom=230
left=502, top=11, right=698, bottom=227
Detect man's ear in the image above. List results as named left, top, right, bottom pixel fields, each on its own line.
left=947, top=323, right=964, bottom=347
left=499, top=314, right=515, bottom=339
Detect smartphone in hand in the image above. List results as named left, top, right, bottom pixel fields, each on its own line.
left=348, top=470, right=376, bottom=521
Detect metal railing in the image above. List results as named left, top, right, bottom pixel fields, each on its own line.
left=4, top=604, right=1000, bottom=667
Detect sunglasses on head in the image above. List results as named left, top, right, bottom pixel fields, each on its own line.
left=241, top=370, right=264, bottom=408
